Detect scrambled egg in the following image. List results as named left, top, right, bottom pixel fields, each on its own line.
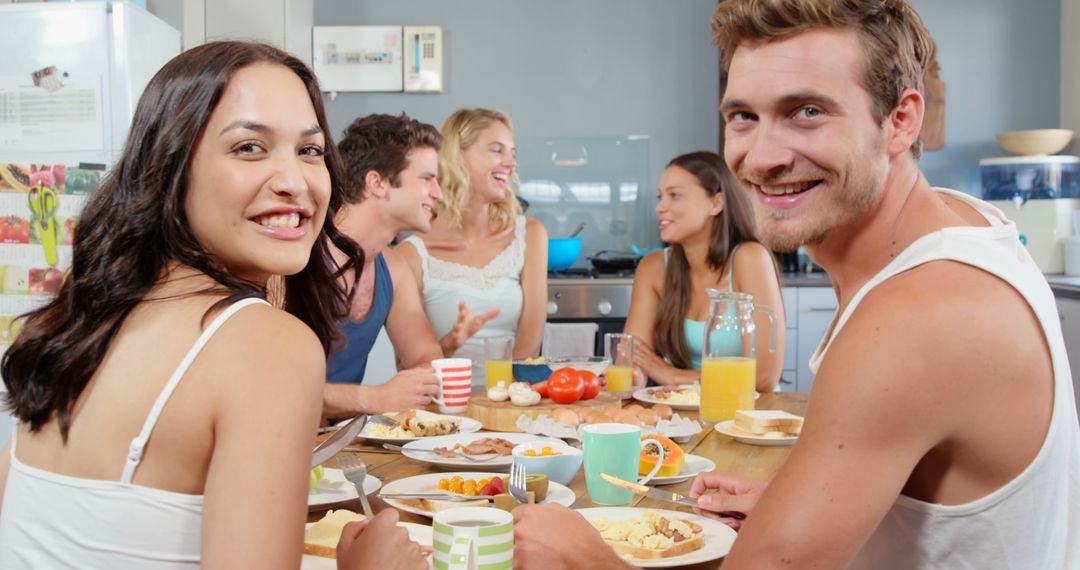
left=364, top=424, right=414, bottom=438
left=589, top=512, right=696, bottom=551
left=656, top=389, right=700, bottom=405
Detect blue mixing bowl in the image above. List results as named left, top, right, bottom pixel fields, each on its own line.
left=548, top=237, right=582, bottom=270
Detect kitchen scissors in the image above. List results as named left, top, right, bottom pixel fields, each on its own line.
left=28, top=185, right=59, bottom=266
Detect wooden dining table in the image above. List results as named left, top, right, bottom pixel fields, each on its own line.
left=311, top=391, right=809, bottom=569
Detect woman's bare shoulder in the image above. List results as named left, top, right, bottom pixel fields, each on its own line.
left=524, top=216, right=548, bottom=238
left=733, top=240, right=774, bottom=263
left=636, top=251, right=666, bottom=287
left=204, top=302, right=324, bottom=380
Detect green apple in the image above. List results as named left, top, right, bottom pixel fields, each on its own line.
left=309, top=465, right=325, bottom=493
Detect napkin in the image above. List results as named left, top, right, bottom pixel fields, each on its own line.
left=542, top=322, right=598, bottom=358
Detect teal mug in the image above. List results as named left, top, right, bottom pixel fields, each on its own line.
left=432, top=507, right=513, bottom=570
left=582, top=423, right=665, bottom=505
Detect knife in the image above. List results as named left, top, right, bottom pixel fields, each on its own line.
left=600, top=473, right=700, bottom=508
left=311, top=414, right=368, bottom=468
left=599, top=473, right=746, bottom=520
left=380, top=493, right=494, bottom=502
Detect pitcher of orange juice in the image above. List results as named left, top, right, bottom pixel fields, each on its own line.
left=699, top=289, right=776, bottom=424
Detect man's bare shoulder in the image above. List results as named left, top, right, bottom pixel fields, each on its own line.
left=816, top=260, right=1045, bottom=418
left=382, top=248, right=413, bottom=284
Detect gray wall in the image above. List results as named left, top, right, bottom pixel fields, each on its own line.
left=314, top=0, right=721, bottom=202
left=314, top=0, right=1062, bottom=199
left=911, top=0, right=1062, bottom=194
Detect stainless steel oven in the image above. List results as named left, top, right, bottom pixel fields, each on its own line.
left=546, top=273, right=633, bottom=355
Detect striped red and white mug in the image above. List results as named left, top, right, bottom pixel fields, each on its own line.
left=432, top=358, right=472, bottom=413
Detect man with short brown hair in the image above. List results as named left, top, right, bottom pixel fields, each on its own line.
left=323, top=114, right=497, bottom=417
left=511, top=1, right=1079, bottom=568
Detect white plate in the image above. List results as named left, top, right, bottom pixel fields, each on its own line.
left=647, top=454, right=716, bottom=486
left=576, top=507, right=737, bottom=568
left=715, top=420, right=797, bottom=446
left=356, top=412, right=483, bottom=444
left=308, top=468, right=381, bottom=509
left=301, top=520, right=433, bottom=569
left=632, top=387, right=760, bottom=410
left=632, top=387, right=700, bottom=410
left=380, top=471, right=576, bottom=518
left=401, top=432, right=564, bottom=470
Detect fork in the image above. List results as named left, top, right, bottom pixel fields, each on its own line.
left=338, top=454, right=374, bottom=519
left=382, top=444, right=502, bottom=463
left=508, top=462, right=529, bottom=504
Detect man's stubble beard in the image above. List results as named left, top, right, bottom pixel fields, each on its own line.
left=749, top=167, right=884, bottom=254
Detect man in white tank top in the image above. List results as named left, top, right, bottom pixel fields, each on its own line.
left=508, top=1, right=1080, bottom=569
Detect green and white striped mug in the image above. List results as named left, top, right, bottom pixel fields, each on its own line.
left=432, top=507, right=513, bottom=570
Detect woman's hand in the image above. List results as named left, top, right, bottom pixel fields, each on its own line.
left=688, top=472, right=767, bottom=530
left=439, top=300, right=500, bottom=357
left=631, top=337, right=696, bottom=386
left=337, top=509, right=428, bottom=570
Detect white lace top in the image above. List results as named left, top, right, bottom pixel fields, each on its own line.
left=403, top=216, right=526, bottom=386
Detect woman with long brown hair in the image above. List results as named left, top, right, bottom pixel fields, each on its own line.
left=0, top=42, right=425, bottom=569
left=625, top=151, right=784, bottom=391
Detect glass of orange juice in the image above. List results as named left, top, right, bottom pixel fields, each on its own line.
left=603, top=333, right=634, bottom=398
left=483, top=336, right=514, bottom=389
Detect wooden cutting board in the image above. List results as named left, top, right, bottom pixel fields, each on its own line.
left=466, top=392, right=621, bottom=432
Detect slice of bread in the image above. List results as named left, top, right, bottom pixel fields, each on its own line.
left=395, top=497, right=489, bottom=513
left=304, top=509, right=366, bottom=558
left=591, top=513, right=705, bottom=559
left=608, top=531, right=705, bottom=559
left=733, top=410, right=803, bottom=436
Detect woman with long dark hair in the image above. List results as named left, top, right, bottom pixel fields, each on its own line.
left=625, top=151, right=784, bottom=391
left=0, top=42, right=426, bottom=569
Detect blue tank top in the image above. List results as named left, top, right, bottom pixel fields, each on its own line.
left=327, top=253, right=394, bottom=384
left=664, top=246, right=741, bottom=370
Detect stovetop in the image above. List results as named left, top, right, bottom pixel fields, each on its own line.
left=546, top=270, right=633, bottom=319
left=548, top=268, right=635, bottom=280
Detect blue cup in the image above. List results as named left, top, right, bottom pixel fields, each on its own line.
left=582, top=423, right=665, bottom=505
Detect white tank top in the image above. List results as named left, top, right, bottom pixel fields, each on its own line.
left=0, top=297, right=269, bottom=569
left=807, top=189, right=1080, bottom=569
left=403, top=216, right=526, bottom=386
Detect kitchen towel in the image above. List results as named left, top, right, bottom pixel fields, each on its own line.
left=542, top=323, right=599, bottom=358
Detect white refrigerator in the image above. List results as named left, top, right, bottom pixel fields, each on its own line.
left=0, top=1, right=180, bottom=442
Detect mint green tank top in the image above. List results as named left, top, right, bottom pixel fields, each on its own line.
left=664, top=246, right=742, bottom=370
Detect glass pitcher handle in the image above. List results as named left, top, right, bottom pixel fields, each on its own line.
left=753, top=305, right=778, bottom=353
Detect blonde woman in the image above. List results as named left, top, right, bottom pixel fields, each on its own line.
left=397, top=108, right=548, bottom=385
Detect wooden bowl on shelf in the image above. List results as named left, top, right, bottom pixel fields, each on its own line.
left=996, top=129, right=1073, bottom=156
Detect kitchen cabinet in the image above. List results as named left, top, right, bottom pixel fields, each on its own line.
left=777, top=285, right=838, bottom=393
left=1056, top=294, right=1080, bottom=420
left=779, top=287, right=798, bottom=390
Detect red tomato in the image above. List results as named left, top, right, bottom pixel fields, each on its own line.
left=579, top=370, right=600, bottom=400
left=548, top=367, right=585, bottom=404
left=531, top=381, right=549, bottom=399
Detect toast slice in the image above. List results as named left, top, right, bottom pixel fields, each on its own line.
left=304, top=509, right=365, bottom=558
left=733, top=410, right=803, bottom=436
left=589, top=512, right=705, bottom=559
left=394, top=497, right=489, bottom=513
